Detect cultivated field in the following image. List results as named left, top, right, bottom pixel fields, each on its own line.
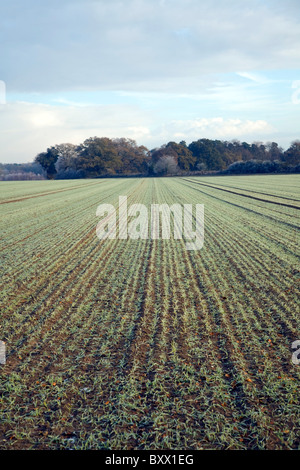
left=0, top=175, right=299, bottom=450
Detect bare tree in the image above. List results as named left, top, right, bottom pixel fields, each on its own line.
left=54, top=143, right=80, bottom=173
left=153, top=155, right=179, bottom=175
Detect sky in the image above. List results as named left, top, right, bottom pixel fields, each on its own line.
left=0, top=0, right=300, bottom=163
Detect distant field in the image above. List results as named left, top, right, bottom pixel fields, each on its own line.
left=0, top=175, right=299, bottom=450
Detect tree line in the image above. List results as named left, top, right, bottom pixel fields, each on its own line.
left=2, top=136, right=300, bottom=180
left=0, top=162, right=46, bottom=181
left=34, top=137, right=300, bottom=179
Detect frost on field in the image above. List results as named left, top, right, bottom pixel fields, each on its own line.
left=0, top=340, right=6, bottom=364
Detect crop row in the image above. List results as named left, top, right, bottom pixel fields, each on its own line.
left=0, top=175, right=299, bottom=450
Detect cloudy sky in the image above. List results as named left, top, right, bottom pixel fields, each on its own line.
left=0, top=0, right=300, bottom=163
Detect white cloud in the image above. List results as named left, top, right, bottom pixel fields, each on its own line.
left=1, top=0, right=300, bottom=93
left=236, top=72, right=271, bottom=84
left=0, top=100, right=276, bottom=163
left=0, top=0, right=299, bottom=162
left=154, top=118, right=274, bottom=144
left=0, top=101, right=154, bottom=162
